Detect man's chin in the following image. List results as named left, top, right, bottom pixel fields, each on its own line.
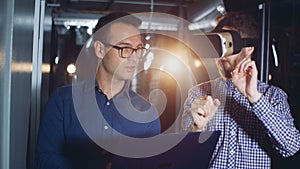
left=122, top=74, right=134, bottom=81
left=219, top=70, right=232, bottom=80
left=112, top=73, right=134, bottom=82
left=216, top=61, right=232, bottom=79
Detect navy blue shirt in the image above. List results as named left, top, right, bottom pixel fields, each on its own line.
left=36, top=79, right=161, bottom=169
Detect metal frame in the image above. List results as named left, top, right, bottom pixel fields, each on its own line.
left=259, top=0, right=271, bottom=84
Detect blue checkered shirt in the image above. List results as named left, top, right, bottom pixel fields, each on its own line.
left=181, top=77, right=300, bottom=169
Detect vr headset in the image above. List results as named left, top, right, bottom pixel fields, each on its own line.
left=191, top=30, right=257, bottom=58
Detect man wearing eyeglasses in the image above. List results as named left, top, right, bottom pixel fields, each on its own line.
left=36, top=12, right=161, bottom=169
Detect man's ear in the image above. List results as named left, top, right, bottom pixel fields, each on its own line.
left=94, top=40, right=105, bottom=59
left=245, top=46, right=254, bottom=57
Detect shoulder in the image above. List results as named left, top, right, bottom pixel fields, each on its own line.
left=54, top=84, right=72, bottom=96
left=52, top=84, right=73, bottom=99
left=50, top=81, right=86, bottom=102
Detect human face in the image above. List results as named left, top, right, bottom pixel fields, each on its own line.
left=216, top=48, right=248, bottom=79
left=215, top=26, right=253, bottom=79
left=99, top=22, right=143, bottom=82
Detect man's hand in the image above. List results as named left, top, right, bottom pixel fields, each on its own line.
left=231, top=57, right=262, bottom=103
left=190, top=96, right=220, bottom=132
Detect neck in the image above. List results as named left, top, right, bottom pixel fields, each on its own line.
left=96, top=68, right=126, bottom=100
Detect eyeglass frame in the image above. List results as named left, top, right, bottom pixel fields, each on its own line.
left=102, top=42, right=147, bottom=58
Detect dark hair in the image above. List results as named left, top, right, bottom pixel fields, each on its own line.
left=93, top=12, right=142, bottom=42
left=212, top=12, right=259, bottom=39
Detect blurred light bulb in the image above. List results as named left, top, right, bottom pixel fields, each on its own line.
left=67, top=63, right=76, bottom=74
left=268, top=74, right=272, bottom=81
left=145, top=34, right=151, bottom=40
left=194, top=60, right=202, bottom=68
left=145, top=43, right=150, bottom=49
left=54, top=56, right=60, bottom=64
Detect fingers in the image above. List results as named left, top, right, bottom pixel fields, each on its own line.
left=236, top=56, right=250, bottom=68
left=237, top=57, right=251, bottom=73
left=191, top=96, right=213, bottom=116
left=213, top=99, right=221, bottom=107
left=240, top=60, right=257, bottom=76
left=235, top=58, right=258, bottom=76
left=191, top=107, right=208, bottom=132
left=231, top=57, right=260, bottom=102
left=190, top=96, right=220, bottom=131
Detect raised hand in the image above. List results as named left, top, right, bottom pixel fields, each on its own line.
left=190, top=96, right=220, bottom=131
left=231, top=57, right=262, bottom=103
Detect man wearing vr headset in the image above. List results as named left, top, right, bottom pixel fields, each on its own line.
left=181, top=12, right=300, bottom=168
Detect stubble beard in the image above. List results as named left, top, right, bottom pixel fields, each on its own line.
left=216, top=59, right=234, bottom=80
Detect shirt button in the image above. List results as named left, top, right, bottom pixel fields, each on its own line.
left=104, top=125, right=108, bottom=130
left=229, top=149, right=235, bottom=155
left=230, top=130, right=236, bottom=135
left=106, top=102, right=110, bottom=106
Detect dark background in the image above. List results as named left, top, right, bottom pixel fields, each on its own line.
left=46, top=0, right=300, bottom=168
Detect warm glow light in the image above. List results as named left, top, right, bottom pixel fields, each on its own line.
left=194, top=60, right=202, bottom=68
left=67, top=63, right=76, bottom=74
left=161, top=56, right=182, bottom=74
left=268, top=74, right=272, bottom=81
left=11, top=62, right=50, bottom=73
left=42, top=64, right=51, bottom=73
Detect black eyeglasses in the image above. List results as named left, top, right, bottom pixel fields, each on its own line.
left=103, top=43, right=147, bottom=58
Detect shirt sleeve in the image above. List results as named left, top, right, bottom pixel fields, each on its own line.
left=181, top=87, right=199, bottom=132
left=252, top=86, right=300, bottom=157
left=35, top=90, right=73, bottom=169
